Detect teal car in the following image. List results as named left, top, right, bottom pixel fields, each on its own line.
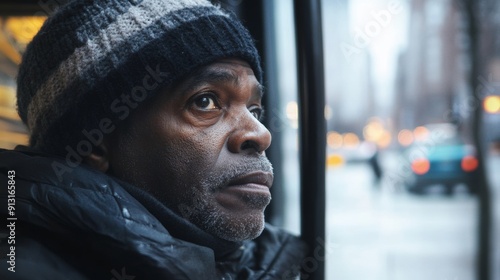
left=402, top=132, right=478, bottom=195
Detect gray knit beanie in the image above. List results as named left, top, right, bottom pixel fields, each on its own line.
left=16, top=0, right=262, bottom=155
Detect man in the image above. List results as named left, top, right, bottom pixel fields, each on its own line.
left=0, top=0, right=306, bottom=279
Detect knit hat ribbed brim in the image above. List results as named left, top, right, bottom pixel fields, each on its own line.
left=16, top=0, right=262, bottom=155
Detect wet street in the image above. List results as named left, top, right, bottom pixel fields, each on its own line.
left=324, top=150, right=500, bottom=280
left=281, top=146, right=500, bottom=280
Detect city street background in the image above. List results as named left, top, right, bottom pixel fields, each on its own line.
left=283, top=148, right=499, bottom=280
left=326, top=151, right=476, bottom=280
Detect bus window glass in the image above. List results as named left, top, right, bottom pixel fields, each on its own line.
left=317, top=0, right=500, bottom=279
left=271, top=0, right=301, bottom=236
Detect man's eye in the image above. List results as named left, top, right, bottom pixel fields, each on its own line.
left=251, top=108, right=264, bottom=121
left=193, top=94, right=219, bottom=110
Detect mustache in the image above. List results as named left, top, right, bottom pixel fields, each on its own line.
left=200, top=156, right=273, bottom=191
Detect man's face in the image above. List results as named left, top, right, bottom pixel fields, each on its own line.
left=107, top=59, right=273, bottom=241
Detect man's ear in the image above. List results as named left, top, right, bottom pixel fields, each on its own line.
left=84, top=141, right=110, bottom=172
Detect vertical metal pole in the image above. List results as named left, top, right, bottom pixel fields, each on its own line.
left=460, top=1, right=491, bottom=279
left=293, top=0, right=326, bottom=279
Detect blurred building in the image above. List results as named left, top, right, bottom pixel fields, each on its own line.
left=323, top=0, right=375, bottom=136
left=394, top=0, right=468, bottom=135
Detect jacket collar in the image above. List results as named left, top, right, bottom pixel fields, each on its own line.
left=1, top=147, right=241, bottom=259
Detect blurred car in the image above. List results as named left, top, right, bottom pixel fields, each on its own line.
left=401, top=124, right=478, bottom=194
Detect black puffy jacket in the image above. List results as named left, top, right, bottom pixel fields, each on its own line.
left=0, top=148, right=306, bottom=279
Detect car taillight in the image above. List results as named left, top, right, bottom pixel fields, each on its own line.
left=461, top=156, right=478, bottom=172
left=411, top=158, right=430, bottom=175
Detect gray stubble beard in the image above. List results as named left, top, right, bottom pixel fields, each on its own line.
left=183, top=155, right=273, bottom=242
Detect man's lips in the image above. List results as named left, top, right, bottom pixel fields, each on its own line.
left=225, top=171, right=274, bottom=190
left=217, top=171, right=273, bottom=211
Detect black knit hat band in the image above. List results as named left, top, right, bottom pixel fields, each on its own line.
left=17, top=0, right=262, bottom=154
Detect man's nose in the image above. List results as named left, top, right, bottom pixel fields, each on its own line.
left=227, top=111, right=272, bottom=154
